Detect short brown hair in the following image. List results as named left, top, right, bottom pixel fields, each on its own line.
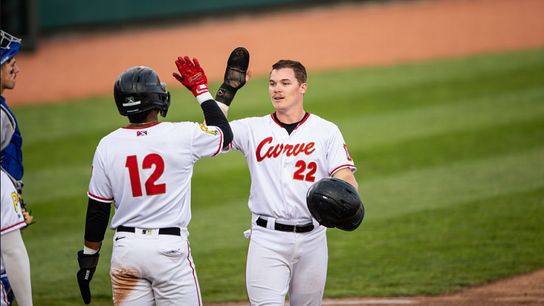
left=271, top=60, right=307, bottom=84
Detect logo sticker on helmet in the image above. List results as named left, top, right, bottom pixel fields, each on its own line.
left=123, top=97, right=142, bottom=107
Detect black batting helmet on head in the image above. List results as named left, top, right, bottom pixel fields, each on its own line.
left=306, top=177, right=364, bottom=231
left=114, top=66, right=170, bottom=117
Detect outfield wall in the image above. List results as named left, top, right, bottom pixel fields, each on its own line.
left=2, top=0, right=354, bottom=49
left=6, top=0, right=544, bottom=105
left=39, top=0, right=335, bottom=30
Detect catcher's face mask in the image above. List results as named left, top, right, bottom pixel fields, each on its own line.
left=0, top=30, right=22, bottom=65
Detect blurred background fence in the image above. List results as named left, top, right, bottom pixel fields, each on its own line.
left=3, top=0, right=543, bottom=106
left=2, top=0, right=378, bottom=51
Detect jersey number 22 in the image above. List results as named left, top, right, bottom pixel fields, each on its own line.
left=293, top=160, right=317, bottom=182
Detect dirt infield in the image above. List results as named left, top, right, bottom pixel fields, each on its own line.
left=7, top=0, right=544, bottom=105
left=7, top=0, right=544, bottom=305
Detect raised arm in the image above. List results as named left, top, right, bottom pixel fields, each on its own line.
left=214, top=47, right=250, bottom=118
left=173, top=56, right=233, bottom=148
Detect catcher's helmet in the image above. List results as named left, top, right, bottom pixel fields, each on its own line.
left=306, top=177, right=364, bottom=231
left=114, top=66, right=170, bottom=117
left=0, top=30, right=22, bottom=65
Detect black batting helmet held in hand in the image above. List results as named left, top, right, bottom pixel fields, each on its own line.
left=114, top=66, right=171, bottom=117
left=306, top=177, right=364, bottom=231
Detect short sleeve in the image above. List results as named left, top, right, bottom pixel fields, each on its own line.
left=87, top=144, right=114, bottom=203
left=191, top=122, right=225, bottom=159
left=222, top=119, right=249, bottom=154
left=327, top=125, right=357, bottom=176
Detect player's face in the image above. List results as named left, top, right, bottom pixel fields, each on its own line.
left=0, top=58, right=20, bottom=92
left=269, top=68, right=307, bottom=114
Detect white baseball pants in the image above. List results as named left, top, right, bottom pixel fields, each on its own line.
left=110, top=229, right=201, bottom=306
left=246, top=224, right=328, bottom=306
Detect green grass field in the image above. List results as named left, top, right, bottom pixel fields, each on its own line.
left=11, top=48, right=544, bottom=305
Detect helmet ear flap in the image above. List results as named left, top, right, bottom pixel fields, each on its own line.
left=160, top=92, right=171, bottom=117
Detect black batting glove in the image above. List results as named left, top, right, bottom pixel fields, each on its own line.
left=215, top=47, right=250, bottom=106
left=76, top=250, right=100, bottom=304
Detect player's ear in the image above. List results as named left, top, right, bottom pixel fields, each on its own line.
left=299, top=82, right=307, bottom=95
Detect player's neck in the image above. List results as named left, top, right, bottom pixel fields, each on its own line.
left=126, top=120, right=159, bottom=128
left=275, top=108, right=306, bottom=124
left=126, top=110, right=160, bottom=128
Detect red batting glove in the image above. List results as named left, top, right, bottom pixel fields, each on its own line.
left=173, top=56, right=209, bottom=97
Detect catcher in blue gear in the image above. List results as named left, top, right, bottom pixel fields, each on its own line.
left=1, top=29, right=34, bottom=306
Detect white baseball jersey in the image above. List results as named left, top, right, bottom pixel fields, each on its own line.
left=1, top=170, right=25, bottom=237
left=1, top=170, right=26, bottom=277
left=227, top=112, right=356, bottom=305
left=87, top=122, right=224, bottom=229
left=227, top=113, right=356, bottom=221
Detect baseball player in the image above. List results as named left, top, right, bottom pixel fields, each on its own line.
left=76, top=57, right=232, bottom=305
left=1, top=170, right=33, bottom=306
left=216, top=51, right=358, bottom=305
left=1, top=30, right=24, bottom=190
left=1, top=30, right=33, bottom=225
left=1, top=29, right=34, bottom=306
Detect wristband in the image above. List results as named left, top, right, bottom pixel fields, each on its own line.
left=192, top=84, right=209, bottom=97
left=215, top=84, right=236, bottom=106
left=196, top=92, right=214, bottom=104
left=83, top=246, right=99, bottom=255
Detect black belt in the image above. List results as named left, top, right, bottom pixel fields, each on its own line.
left=116, top=226, right=181, bottom=236
left=256, top=217, right=314, bottom=233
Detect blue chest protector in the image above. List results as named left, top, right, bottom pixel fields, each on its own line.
left=0, top=96, right=23, bottom=181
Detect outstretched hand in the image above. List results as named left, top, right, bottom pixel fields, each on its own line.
left=223, top=47, right=250, bottom=90
left=215, top=47, right=250, bottom=106
left=173, top=56, right=209, bottom=97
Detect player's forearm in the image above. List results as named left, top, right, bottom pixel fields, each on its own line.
left=215, top=101, right=230, bottom=118
left=342, top=175, right=359, bottom=191
left=332, top=168, right=359, bottom=191
left=200, top=98, right=233, bottom=148
left=1, top=230, right=33, bottom=306
left=84, top=198, right=111, bottom=248
left=215, top=83, right=236, bottom=114
left=84, top=240, right=102, bottom=252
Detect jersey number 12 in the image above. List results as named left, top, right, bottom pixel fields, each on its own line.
left=125, top=154, right=166, bottom=197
